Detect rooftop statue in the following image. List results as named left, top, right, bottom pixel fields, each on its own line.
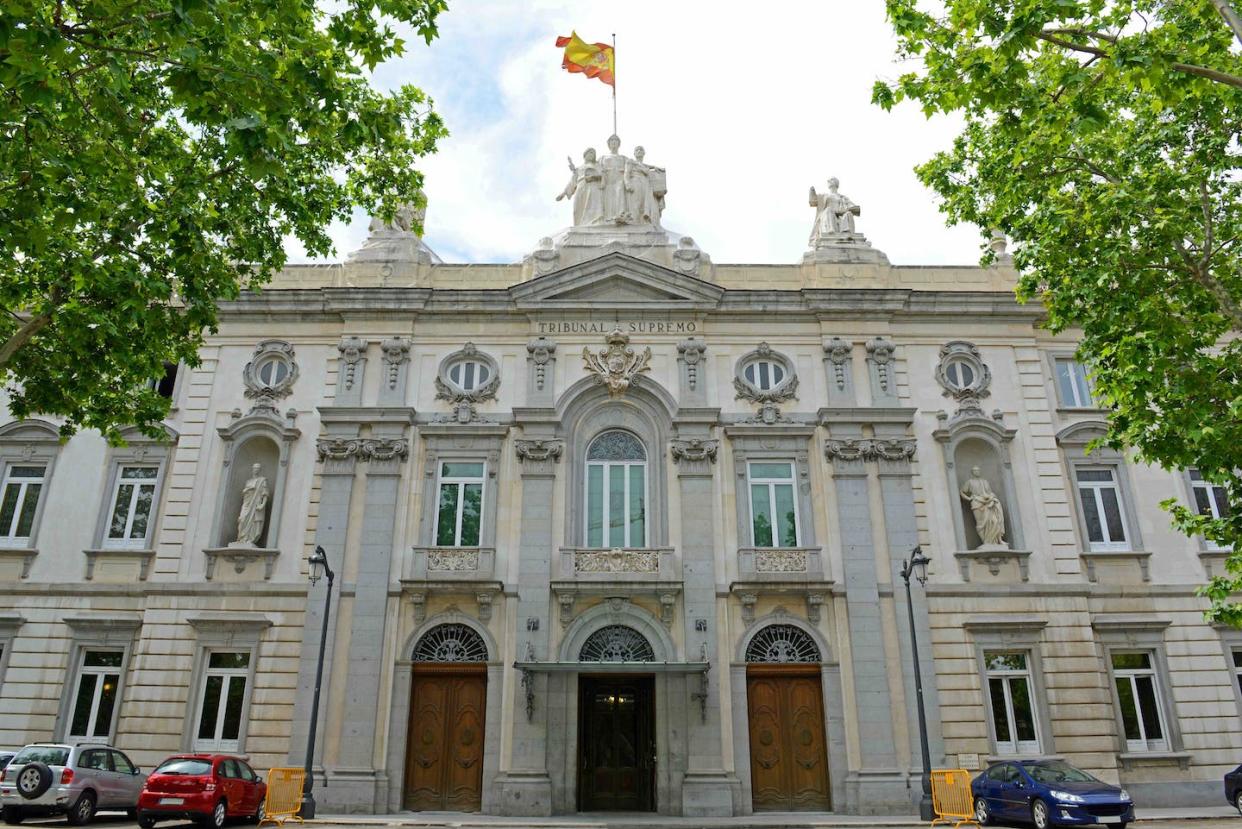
left=809, top=177, right=861, bottom=243
left=557, top=135, right=665, bottom=228
left=349, top=195, right=441, bottom=266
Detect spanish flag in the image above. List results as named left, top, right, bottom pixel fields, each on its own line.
left=556, top=32, right=614, bottom=87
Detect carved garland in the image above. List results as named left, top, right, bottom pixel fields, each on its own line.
left=337, top=337, right=365, bottom=391
left=514, top=439, right=564, bottom=463
left=824, top=438, right=917, bottom=462
left=670, top=438, right=719, bottom=464
left=316, top=437, right=409, bottom=462
left=866, top=337, right=895, bottom=393
left=677, top=337, right=707, bottom=391
left=824, top=337, right=851, bottom=391
left=526, top=337, right=557, bottom=392
left=434, top=342, right=501, bottom=423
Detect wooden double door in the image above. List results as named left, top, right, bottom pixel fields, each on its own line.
left=746, top=665, right=831, bottom=811
left=577, top=676, right=655, bottom=812
left=404, top=664, right=486, bottom=812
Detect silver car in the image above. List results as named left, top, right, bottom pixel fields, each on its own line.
left=0, top=743, right=147, bottom=825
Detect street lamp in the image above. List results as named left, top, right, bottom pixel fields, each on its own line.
left=300, top=545, right=335, bottom=819
left=900, top=545, right=934, bottom=821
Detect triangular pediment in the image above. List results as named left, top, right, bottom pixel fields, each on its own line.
left=510, top=252, right=724, bottom=310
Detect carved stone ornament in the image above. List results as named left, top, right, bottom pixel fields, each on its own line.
left=316, top=437, right=362, bottom=461
left=574, top=549, right=659, bottom=573
left=935, top=340, right=992, bottom=416
left=734, top=342, right=799, bottom=405
left=677, top=337, right=706, bottom=390
left=670, top=438, right=719, bottom=464
left=866, top=337, right=895, bottom=393
left=242, top=340, right=298, bottom=413
left=824, top=438, right=917, bottom=462
left=582, top=328, right=652, bottom=398
left=361, top=437, right=409, bottom=462
left=824, top=338, right=852, bottom=391
left=380, top=337, right=410, bottom=391
left=428, top=549, right=481, bottom=571
left=526, top=337, right=557, bottom=391
left=755, top=549, right=809, bottom=573
left=338, top=337, right=365, bottom=391
left=514, top=439, right=564, bottom=463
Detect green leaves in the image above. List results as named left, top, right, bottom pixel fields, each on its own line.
left=0, top=0, right=447, bottom=442
left=878, top=0, right=1242, bottom=621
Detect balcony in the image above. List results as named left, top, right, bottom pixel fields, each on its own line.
left=402, top=547, right=501, bottom=623
left=553, top=547, right=682, bottom=628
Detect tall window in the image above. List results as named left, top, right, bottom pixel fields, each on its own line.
left=104, top=466, right=159, bottom=549
left=748, top=462, right=799, bottom=548
left=1189, top=468, right=1231, bottom=551
left=67, top=650, right=123, bottom=739
left=1075, top=467, right=1130, bottom=551
left=1055, top=359, right=1094, bottom=407
left=195, top=651, right=250, bottom=751
left=1111, top=652, right=1169, bottom=751
left=0, top=464, right=45, bottom=546
left=435, top=461, right=484, bottom=547
left=585, top=431, right=647, bottom=548
left=984, top=652, right=1040, bottom=754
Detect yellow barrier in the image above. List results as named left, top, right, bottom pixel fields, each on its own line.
left=259, top=767, right=306, bottom=826
left=930, top=768, right=981, bottom=828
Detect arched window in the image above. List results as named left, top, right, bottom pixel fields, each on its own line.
left=745, top=624, right=821, bottom=663
left=579, top=625, right=655, bottom=663
left=412, top=623, right=489, bottom=663
left=585, top=430, right=647, bottom=548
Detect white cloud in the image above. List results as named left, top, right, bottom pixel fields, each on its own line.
left=289, top=1, right=985, bottom=267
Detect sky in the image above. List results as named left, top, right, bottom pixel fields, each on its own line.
left=287, top=1, right=986, bottom=267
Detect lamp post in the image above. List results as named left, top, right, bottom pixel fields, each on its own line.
left=300, top=545, right=334, bottom=819
left=900, top=545, right=934, bottom=821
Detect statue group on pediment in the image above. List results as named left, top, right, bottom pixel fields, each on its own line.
left=557, top=134, right=666, bottom=228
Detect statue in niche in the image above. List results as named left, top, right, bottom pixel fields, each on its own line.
left=557, top=148, right=605, bottom=226
left=960, top=466, right=1007, bottom=548
left=808, top=177, right=861, bottom=243
left=232, top=464, right=270, bottom=547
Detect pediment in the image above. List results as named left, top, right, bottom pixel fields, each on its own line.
left=511, top=252, right=724, bottom=310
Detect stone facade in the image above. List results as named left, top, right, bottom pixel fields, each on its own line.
left=0, top=191, right=1238, bottom=818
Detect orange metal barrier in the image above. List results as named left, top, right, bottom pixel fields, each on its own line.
left=930, top=768, right=981, bottom=828
left=259, top=767, right=306, bottom=826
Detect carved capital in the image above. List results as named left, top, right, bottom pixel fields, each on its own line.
left=824, top=437, right=916, bottom=462
left=824, top=438, right=867, bottom=462
left=670, top=438, right=719, bottom=465
left=514, top=439, right=564, bottom=464
left=360, top=437, right=409, bottom=462
left=317, top=437, right=362, bottom=461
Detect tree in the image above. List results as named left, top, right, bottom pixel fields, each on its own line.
left=873, top=1, right=1242, bottom=621
left=0, top=0, right=448, bottom=439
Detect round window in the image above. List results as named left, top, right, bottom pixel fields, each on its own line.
left=448, top=359, right=490, bottom=392
left=255, top=356, right=291, bottom=389
left=944, top=359, right=975, bottom=390
left=743, top=359, right=786, bottom=392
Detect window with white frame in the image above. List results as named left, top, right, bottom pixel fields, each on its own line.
left=446, top=359, right=491, bottom=392
left=742, top=359, right=786, bottom=392
left=434, top=461, right=485, bottom=547
left=1189, top=468, right=1231, bottom=551
left=194, top=651, right=251, bottom=751
left=748, top=462, right=800, bottom=548
left=103, top=466, right=159, bottom=549
left=585, top=431, right=647, bottom=549
left=1075, top=467, right=1130, bottom=551
left=984, top=652, right=1041, bottom=754
left=67, top=650, right=123, bottom=740
left=1055, top=358, right=1094, bottom=407
left=1111, top=651, right=1169, bottom=751
left=1233, top=649, right=1242, bottom=697
left=0, top=464, right=46, bottom=546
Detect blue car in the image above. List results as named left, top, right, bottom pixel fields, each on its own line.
left=971, top=759, right=1134, bottom=829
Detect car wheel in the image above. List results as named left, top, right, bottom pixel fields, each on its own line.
left=138, top=817, right=157, bottom=829
left=251, top=799, right=265, bottom=825
left=1236, top=789, right=1242, bottom=815
left=14, top=763, right=52, bottom=800
left=974, top=796, right=992, bottom=825
left=200, top=799, right=227, bottom=829
left=2, top=807, right=22, bottom=825
left=65, top=791, right=96, bottom=827
left=1031, top=797, right=1051, bottom=829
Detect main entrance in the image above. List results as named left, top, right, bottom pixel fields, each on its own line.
left=577, top=675, right=656, bottom=811
left=745, top=625, right=831, bottom=811
left=403, top=624, right=489, bottom=812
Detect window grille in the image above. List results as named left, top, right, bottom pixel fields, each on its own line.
left=412, top=623, right=489, bottom=662
left=744, top=624, right=821, bottom=663
left=579, top=625, right=655, bottom=662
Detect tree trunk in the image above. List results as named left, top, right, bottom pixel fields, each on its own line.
left=1210, top=0, right=1242, bottom=46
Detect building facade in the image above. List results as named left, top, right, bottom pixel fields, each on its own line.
left=0, top=152, right=1238, bottom=817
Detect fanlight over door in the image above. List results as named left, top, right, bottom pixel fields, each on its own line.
left=413, top=623, right=489, bottom=663
left=579, top=625, right=656, bottom=663
left=745, top=624, right=821, bottom=664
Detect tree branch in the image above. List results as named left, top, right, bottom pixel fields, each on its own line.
left=1037, top=30, right=1242, bottom=89
left=1209, top=0, right=1242, bottom=46
left=1170, top=62, right=1242, bottom=89
left=0, top=284, right=65, bottom=371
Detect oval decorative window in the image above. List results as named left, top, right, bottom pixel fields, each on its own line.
left=579, top=625, right=656, bottom=663
left=942, top=358, right=975, bottom=391
left=934, top=340, right=992, bottom=406
left=435, top=343, right=500, bottom=403
left=412, top=623, right=489, bottom=662
left=734, top=343, right=798, bottom=404
left=242, top=340, right=298, bottom=402
left=743, top=359, right=786, bottom=392
left=447, top=359, right=491, bottom=392
left=255, top=355, right=291, bottom=389
left=745, top=624, right=821, bottom=663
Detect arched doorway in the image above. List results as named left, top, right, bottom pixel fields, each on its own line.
left=404, top=623, right=488, bottom=812
left=577, top=625, right=656, bottom=812
left=745, top=624, right=831, bottom=811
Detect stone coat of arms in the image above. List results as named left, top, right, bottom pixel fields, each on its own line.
left=583, top=328, right=651, bottom=397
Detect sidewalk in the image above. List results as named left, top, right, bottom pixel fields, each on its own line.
left=310, top=804, right=1240, bottom=828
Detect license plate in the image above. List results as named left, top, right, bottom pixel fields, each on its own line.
left=1100, top=818, right=1122, bottom=825
left=158, top=798, right=184, bottom=806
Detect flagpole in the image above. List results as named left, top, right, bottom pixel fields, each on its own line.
left=611, top=32, right=617, bottom=136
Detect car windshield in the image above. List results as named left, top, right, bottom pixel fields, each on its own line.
left=154, top=758, right=213, bottom=776
left=12, top=747, right=70, bottom=766
left=1026, top=761, right=1100, bottom=784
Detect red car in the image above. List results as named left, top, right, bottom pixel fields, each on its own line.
left=137, top=755, right=266, bottom=829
